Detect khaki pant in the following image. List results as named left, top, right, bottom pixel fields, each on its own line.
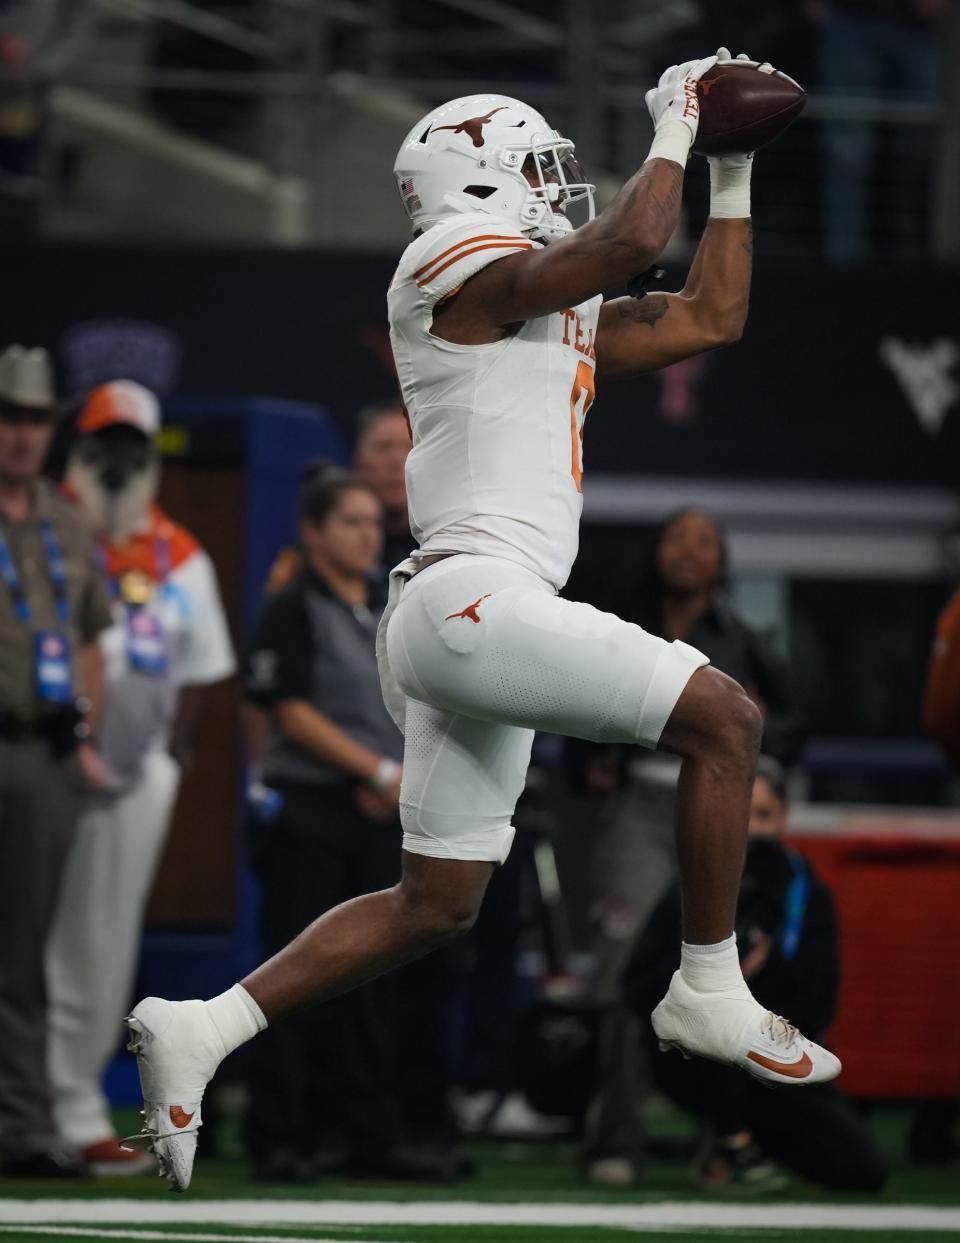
left=0, top=739, right=83, bottom=1163
left=46, top=749, right=180, bottom=1148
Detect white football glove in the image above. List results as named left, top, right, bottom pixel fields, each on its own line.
left=645, top=54, right=718, bottom=143
left=715, top=45, right=780, bottom=72
left=707, top=47, right=755, bottom=216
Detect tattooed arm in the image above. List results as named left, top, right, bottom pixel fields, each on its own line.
left=594, top=217, right=753, bottom=377
left=431, top=159, right=686, bottom=346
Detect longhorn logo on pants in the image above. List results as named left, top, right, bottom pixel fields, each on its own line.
left=445, top=594, right=492, bottom=624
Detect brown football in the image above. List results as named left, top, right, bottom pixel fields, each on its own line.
left=692, top=61, right=806, bottom=157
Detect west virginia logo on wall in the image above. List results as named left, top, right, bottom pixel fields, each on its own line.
left=62, top=320, right=183, bottom=397
left=879, top=337, right=959, bottom=436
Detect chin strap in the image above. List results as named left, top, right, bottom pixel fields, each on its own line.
left=626, top=264, right=666, bottom=299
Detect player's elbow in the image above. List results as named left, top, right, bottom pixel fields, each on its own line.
left=692, top=321, right=742, bottom=353
left=703, top=307, right=747, bottom=348
left=716, top=317, right=745, bottom=346
left=684, top=292, right=747, bottom=350
left=625, top=233, right=668, bottom=277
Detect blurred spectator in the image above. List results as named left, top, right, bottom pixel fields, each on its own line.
left=575, top=509, right=802, bottom=1185
left=924, top=580, right=960, bottom=767
left=355, top=399, right=468, bottom=1158
left=257, top=398, right=411, bottom=599
left=353, top=399, right=413, bottom=574
left=806, top=0, right=945, bottom=262
left=622, top=758, right=888, bottom=1193
left=45, top=380, right=235, bottom=1176
left=0, top=345, right=112, bottom=1179
left=0, top=1, right=91, bottom=196
left=245, top=398, right=410, bottom=761
left=451, top=784, right=547, bottom=1142
left=0, top=13, right=37, bottom=180
left=246, top=403, right=461, bottom=1172
left=244, top=467, right=460, bottom=1181
left=908, top=580, right=960, bottom=1162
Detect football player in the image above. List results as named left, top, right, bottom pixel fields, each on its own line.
left=127, top=49, right=839, bottom=1191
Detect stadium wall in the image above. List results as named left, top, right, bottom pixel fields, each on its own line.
left=2, top=243, right=958, bottom=487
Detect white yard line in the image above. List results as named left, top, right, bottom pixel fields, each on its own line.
left=0, top=1200, right=957, bottom=1233
left=0, top=1230, right=394, bottom=1243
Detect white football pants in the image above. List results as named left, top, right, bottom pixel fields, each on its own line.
left=45, top=748, right=180, bottom=1147
left=382, top=554, right=707, bottom=865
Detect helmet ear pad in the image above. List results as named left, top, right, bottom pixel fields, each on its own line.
left=431, top=150, right=533, bottom=233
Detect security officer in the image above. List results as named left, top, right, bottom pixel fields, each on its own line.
left=0, top=345, right=113, bottom=1179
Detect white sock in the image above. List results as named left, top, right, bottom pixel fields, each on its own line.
left=679, top=934, right=745, bottom=993
left=204, top=984, right=267, bottom=1057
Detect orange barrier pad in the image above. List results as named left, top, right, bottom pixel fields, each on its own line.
left=790, top=810, right=960, bottom=1099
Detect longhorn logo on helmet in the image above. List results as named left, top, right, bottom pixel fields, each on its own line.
left=432, top=107, right=508, bottom=148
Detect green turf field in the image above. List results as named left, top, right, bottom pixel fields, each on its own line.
left=1, top=1107, right=957, bottom=1243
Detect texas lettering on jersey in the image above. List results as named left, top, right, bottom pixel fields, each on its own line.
left=562, top=309, right=597, bottom=361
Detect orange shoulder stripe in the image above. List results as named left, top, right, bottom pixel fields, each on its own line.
left=416, top=241, right=534, bottom=288
left=413, top=233, right=529, bottom=282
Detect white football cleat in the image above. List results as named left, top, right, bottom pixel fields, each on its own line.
left=652, top=970, right=841, bottom=1087
left=125, top=997, right=225, bottom=1191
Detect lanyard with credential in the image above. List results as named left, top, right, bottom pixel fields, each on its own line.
left=780, top=852, right=811, bottom=961
left=153, top=535, right=172, bottom=583
left=0, top=519, right=70, bottom=625
left=98, top=533, right=172, bottom=601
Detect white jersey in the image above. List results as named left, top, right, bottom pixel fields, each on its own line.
left=388, top=212, right=601, bottom=591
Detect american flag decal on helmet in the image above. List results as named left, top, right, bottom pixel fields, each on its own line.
left=400, top=177, right=416, bottom=197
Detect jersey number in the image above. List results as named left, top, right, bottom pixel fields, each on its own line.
left=569, top=359, right=595, bottom=493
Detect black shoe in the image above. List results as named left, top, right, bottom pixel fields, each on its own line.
left=352, top=1144, right=470, bottom=1183
left=908, top=1102, right=960, bottom=1164
left=307, top=1140, right=350, bottom=1177
left=252, top=1148, right=316, bottom=1183
left=693, top=1136, right=789, bottom=1195
left=0, top=1150, right=90, bottom=1179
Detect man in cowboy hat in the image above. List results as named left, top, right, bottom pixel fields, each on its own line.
left=0, top=345, right=112, bottom=1179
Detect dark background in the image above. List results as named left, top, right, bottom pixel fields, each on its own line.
left=3, top=241, right=958, bottom=486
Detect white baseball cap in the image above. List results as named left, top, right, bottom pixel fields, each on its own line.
left=0, top=345, right=56, bottom=412
left=77, top=379, right=161, bottom=437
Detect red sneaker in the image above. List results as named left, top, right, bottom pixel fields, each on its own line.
left=81, top=1138, right=155, bottom=1177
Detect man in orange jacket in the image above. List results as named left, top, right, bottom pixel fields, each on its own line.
left=45, top=381, right=235, bottom=1175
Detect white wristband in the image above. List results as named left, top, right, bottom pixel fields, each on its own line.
left=708, top=154, right=753, bottom=219
left=645, top=120, right=692, bottom=169
left=370, top=758, right=401, bottom=791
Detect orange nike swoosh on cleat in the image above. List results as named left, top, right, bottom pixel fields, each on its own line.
left=168, top=1105, right=195, bottom=1128
left=746, top=1049, right=814, bottom=1079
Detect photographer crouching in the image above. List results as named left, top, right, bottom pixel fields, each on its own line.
left=623, top=758, right=888, bottom=1193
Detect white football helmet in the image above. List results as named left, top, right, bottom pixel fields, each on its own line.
left=394, top=94, right=595, bottom=244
